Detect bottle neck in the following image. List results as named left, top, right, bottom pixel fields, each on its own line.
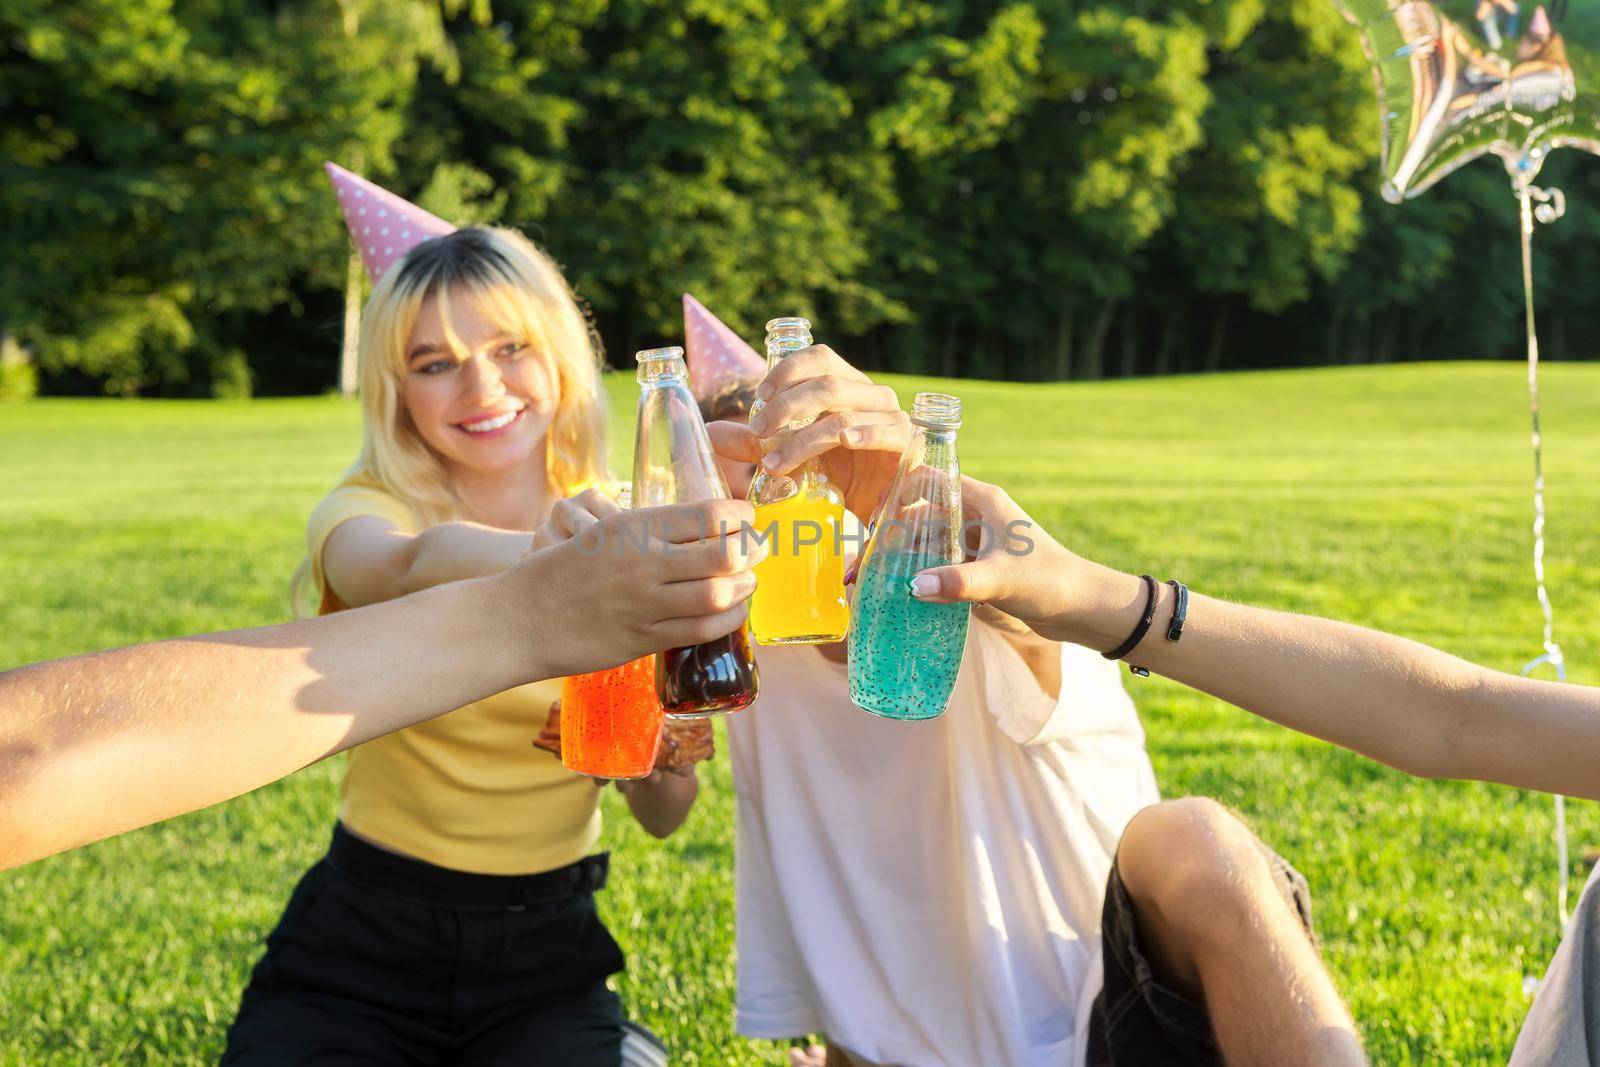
left=763, top=318, right=812, bottom=372
left=764, top=335, right=811, bottom=371
left=638, top=360, right=689, bottom=387
left=916, top=426, right=959, bottom=466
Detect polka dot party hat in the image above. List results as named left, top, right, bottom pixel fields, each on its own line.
left=324, top=161, right=455, bottom=285
left=683, top=293, right=767, bottom=403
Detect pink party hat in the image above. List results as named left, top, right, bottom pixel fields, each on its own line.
left=683, top=293, right=766, bottom=402
left=1529, top=5, right=1551, bottom=41
left=324, top=161, right=455, bottom=284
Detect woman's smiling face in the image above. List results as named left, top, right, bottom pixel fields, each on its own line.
left=399, top=289, right=559, bottom=478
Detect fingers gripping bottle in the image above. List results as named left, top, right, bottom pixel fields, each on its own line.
left=745, top=317, right=850, bottom=646
left=632, top=346, right=760, bottom=718
left=847, top=392, right=971, bottom=720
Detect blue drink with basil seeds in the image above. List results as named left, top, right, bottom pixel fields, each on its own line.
left=847, top=549, right=970, bottom=719
left=845, top=391, right=970, bottom=720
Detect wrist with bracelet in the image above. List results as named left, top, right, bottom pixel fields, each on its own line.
left=1101, top=575, right=1188, bottom=677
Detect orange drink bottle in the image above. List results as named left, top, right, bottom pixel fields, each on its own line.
left=560, top=655, right=666, bottom=779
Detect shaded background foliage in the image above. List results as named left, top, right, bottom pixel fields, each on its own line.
left=4, top=0, right=1599, bottom=397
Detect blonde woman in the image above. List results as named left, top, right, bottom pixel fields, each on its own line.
left=223, top=227, right=716, bottom=1065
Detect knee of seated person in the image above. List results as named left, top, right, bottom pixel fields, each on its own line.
left=1118, top=798, right=1274, bottom=929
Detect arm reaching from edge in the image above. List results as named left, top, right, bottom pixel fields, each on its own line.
left=0, top=499, right=762, bottom=869
left=911, top=477, right=1600, bottom=801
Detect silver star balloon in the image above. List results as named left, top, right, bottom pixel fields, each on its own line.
left=1334, top=0, right=1599, bottom=200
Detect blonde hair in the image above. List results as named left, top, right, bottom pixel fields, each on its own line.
left=291, top=226, right=609, bottom=616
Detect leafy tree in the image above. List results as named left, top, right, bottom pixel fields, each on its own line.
left=1, top=0, right=447, bottom=395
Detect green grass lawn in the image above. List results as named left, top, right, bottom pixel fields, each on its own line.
left=2, top=362, right=1599, bottom=1065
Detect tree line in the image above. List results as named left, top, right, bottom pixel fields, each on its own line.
left=5, top=0, right=1597, bottom=398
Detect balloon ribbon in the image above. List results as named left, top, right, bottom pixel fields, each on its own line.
left=1515, top=180, right=1571, bottom=934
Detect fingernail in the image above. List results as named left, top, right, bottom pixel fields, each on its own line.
left=749, top=414, right=768, bottom=435
left=842, top=427, right=864, bottom=446
left=762, top=451, right=783, bottom=470
left=843, top=559, right=859, bottom=586
left=910, top=574, right=940, bottom=598
left=756, top=380, right=774, bottom=400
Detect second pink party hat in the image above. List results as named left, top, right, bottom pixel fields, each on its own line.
left=683, top=293, right=767, bottom=402
left=325, top=161, right=455, bottom=285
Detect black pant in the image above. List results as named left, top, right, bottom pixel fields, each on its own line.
left=223, top=825, right=628, bottom=1066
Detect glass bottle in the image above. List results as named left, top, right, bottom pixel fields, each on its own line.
left=560, top=488, right=667, bottom=779
left=846, top=391, right=970, bottom=720
left=632, top=346, right=760, bottom=718
left=745, top=317, right=850, bottom=645
left=561, top=655, right=665, bottom=779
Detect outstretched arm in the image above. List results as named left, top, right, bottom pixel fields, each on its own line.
left=913, top=477, right=1600, bottom=800
left=0, top=499, right=763, bottom=869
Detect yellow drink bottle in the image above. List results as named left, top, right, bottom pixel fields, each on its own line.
left=747, top=317, right=850, bottom=645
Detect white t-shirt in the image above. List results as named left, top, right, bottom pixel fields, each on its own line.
left=729, top=621, right=1160, bottom=1067
left=1509, top=862, right=1600, bottom=1066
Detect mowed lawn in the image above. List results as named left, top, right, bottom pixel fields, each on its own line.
left=3, top=362, right=1599, bottom=1065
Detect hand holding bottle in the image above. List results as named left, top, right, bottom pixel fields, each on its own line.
left=513, top=498, right=766, bottom=679
left=906, top=476, right=1141, bottom=653
left=708, top=344, right=910, bottom=524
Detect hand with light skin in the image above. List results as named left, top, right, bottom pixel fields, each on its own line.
left=912, top=476, right=1600, bottom=801
left=530, top=486, right=627, bottom=552
left=705, top=344, right=911, bottom=524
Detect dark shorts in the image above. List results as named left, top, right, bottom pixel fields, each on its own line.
left=1086, top=838, right=1316, bottom=1066
left=222, top=825, right=652, bottom=1066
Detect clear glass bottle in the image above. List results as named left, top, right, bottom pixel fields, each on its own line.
left=745, top=317, right=850, bottom=645
left=846, top=391, right=970, bottom=720
left=632, top=346, right=760, bottom=718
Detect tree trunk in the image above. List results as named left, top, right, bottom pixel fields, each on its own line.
left=1119, top=303, right=1138, bottom=379
left=1205, top=299, right=1231, bottom=372
left=1153, top=299, right=1180, bottom=377
left=1348, top=312, right=1369, bottom=364
left=1052, top=310, right=1075, bottom=381
left=939, top=327, right=957, bottom=379
left=1081, top=300, right=1116, bottom=381
left=339, top=247, right=362, bottom=395
left=336, top=133, right=365, bottom=396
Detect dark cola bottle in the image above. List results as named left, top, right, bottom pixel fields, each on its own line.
left=631, top=346, right=760, bottom=718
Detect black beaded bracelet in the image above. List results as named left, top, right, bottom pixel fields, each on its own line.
left=1165, top=579, right=1189, bottom=642
left=1103, top=575, right=1158, bottom=676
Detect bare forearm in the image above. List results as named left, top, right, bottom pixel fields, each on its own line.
left=1063, top=567, right=1600, bottom=798
left=402, top=523, right=530, bottom=595
left=0, top=573, right=545, bottom=869
left=926, top=480, right=1600, bottom=800
left=623, top=771, right=699, bottom=839
left=0, top=498, right=769, bottom=870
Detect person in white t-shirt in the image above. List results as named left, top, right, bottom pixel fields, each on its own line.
left=700, top=350, right=1361, bottom=1067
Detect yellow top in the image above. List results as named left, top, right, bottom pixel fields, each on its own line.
left=305, top=471, right=600, bottom=875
